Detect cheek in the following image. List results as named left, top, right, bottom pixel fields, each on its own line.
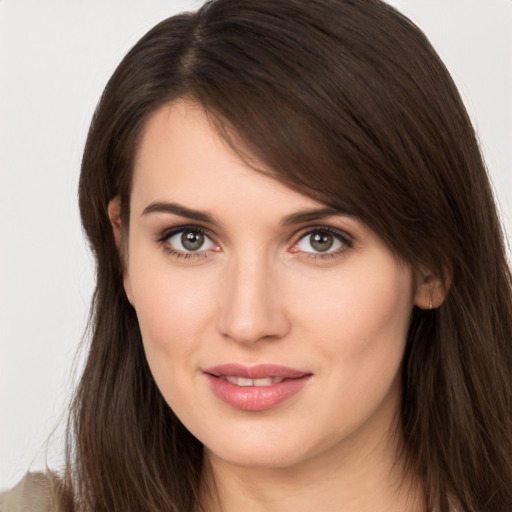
left=282, top=262, right=413, bottom=445
left=289, top=260, right=413, bottom=378
left=134, top=278, right=213, bottom=348
left=128, top=266, right=220, bottom=419
left=126, top=246, right=218, bottom=372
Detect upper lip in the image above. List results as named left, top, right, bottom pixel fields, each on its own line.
left=204, top=363, right=310, bottom=379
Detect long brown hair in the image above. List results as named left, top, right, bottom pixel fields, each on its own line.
left=69, top=1, right=512, bottom=510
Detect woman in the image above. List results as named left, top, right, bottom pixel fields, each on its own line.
left=2, top=0, right=511, bottom=511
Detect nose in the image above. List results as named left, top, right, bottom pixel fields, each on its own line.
left=217, top=255, right=291, bottom=345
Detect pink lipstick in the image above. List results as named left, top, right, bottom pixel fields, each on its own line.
left=204, top=364, right=312, bottom=411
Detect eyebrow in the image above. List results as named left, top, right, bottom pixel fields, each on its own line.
left=141, top=201, right=349, bottom=226
left=281, top=207, right=348, bottom=225
left=142, top=201, right=217, bottom=224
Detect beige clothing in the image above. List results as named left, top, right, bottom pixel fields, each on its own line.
left=0, top=473, right=65, bottom=512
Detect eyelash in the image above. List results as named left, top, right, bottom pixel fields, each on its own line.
left=156, top=225, right=353, bottom=261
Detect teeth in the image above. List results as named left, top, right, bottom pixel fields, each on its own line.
left=222, top=376, right=284, bottom=386
left=253, top=378, right=273, bottom=386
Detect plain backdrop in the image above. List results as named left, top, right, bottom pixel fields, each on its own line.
left=1, top=0, right=511, bottom=490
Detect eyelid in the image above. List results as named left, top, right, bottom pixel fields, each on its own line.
left=157, top=224, right=213, bottom=243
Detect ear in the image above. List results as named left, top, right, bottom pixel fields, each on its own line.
left=108, top=196, right=123, bottom=248
left=413, top=267, right=451, bottom=310
left=107, top=197, right=134, bottom=305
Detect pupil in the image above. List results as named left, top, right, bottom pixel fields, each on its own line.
left=181, top=231, right=204, bottom=251
left=311, top=232, right=333, bottom=252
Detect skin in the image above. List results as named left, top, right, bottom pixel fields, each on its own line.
left=109, top=100, right=437, bottom=511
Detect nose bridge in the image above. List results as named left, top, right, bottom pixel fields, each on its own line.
left=217, top=249, right=289, bottom=344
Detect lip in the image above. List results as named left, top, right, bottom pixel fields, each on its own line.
left=204, top=364, right=312, bottom=411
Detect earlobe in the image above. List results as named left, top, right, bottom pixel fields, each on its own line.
left=413, top=270, right=450, bottom=310
left=107, top=197, right=135, bottom=306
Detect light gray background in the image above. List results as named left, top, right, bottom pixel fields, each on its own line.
left=1, top=0, right=511, bottom=490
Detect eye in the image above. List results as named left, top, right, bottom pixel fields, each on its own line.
left=294, top=228, right=350, bottom=256
left=160, top=227, right=218, bottom=256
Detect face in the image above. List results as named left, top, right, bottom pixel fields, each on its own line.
left=118, top=100, right=420, bottom=470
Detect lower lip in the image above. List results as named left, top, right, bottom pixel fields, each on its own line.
left=205, top=374, right=311, bottom=411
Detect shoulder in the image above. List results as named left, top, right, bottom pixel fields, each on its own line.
left=0, top=472, right=66, bottom=512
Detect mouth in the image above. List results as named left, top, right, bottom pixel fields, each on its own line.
left=205, top=363, right=309, bottom=380
left=204, top=364, right=312, bottom=411
left=217, top=376, right=286, bottom=386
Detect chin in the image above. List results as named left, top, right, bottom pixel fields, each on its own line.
left=200, top=424, right=319, bottom=470
left=207, top=443, right=310, bottom=470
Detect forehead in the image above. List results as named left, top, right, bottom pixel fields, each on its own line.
left=131, top=100, right=326, bottom=216
left=134, top=100, right=238, bottom=188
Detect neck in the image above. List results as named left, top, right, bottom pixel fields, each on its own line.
left=199, top=421, right=425, bottom=512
